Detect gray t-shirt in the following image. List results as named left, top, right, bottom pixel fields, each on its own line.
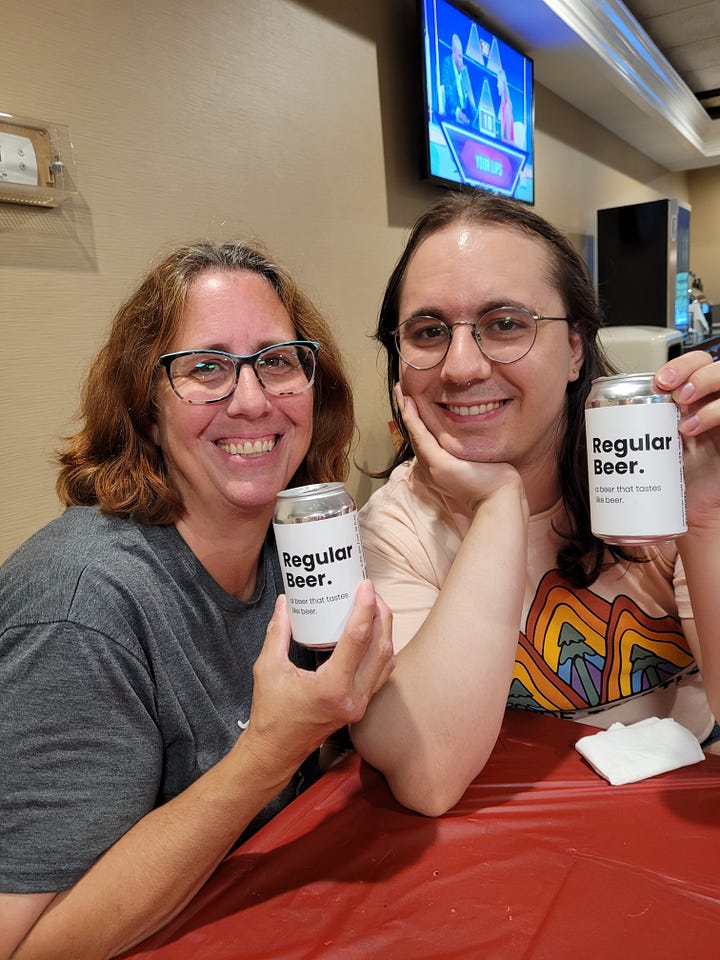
left=0, top=506, right=318, bottom=892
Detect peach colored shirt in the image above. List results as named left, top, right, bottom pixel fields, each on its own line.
left=361, top=459, right=714, bottom=742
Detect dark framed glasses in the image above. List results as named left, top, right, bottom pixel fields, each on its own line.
left=158, top=340, right=320, bottom=403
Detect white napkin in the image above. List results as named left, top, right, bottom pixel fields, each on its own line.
left=575, top=717, right=705, bottom=785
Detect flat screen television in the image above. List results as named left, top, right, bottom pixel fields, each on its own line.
left=419, top=0, right=535, bottom=203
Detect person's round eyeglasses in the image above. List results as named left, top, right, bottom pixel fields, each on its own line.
left=158, top=340, right=320, bottom=404
left=395, top=307, right=568, bottom=370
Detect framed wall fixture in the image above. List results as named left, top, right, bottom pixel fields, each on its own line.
left=0, top=112, right=79, bottom=207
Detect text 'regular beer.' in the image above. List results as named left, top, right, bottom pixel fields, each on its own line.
left=272, top=483, right=367, bottom=649
left=585, top=373, right=687, bottom=544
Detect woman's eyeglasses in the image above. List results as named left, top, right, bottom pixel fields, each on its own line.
left=158, top=341, right=320, bottom=403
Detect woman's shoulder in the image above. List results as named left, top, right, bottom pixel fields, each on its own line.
left=3, top=507, right=150, bottom=571
left=1, top=508, right=176, bottom=631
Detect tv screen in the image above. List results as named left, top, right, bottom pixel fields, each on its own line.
left=419, top=0, right=535, bottom=203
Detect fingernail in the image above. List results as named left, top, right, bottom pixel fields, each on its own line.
left=656, top=368, right=679, bottom=388
left=678, top=382, right=696, bottom=403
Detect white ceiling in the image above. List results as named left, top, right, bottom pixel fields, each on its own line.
left=474, top=0, right=720, bottom=170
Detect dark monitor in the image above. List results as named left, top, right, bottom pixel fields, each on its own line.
left=597, top=199, right=691, bottom=334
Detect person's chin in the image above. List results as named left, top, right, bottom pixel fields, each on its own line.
left=430, top=427, right=501, bottom=464
left=222, top=479, right=285, bottom=515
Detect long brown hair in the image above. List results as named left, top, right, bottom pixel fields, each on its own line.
left=374, top=188, right=628, bottom=587
left=57, top=241, right=354, bottom=523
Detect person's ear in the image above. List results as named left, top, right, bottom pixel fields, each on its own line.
left=568, top=329, right=584, bottom=382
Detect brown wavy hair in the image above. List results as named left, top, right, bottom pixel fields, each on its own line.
left=374, top=188, right=632, bottom=588
left=57, top=241, right=354, bottom=524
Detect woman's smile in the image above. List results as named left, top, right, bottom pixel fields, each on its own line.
left=215, top=435, right=278, bottom=457
left=152, top=270, right=314, bottom=526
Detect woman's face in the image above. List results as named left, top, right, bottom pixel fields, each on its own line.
left=397, top=222, right=584, bottom=494
left=152, top=269, right=314, bottom=528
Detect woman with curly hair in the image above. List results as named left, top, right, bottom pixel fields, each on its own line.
left=1, top=240, right=393, bottom=957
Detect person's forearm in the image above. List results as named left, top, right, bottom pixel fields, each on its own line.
left=678, top=523, right=720, bottom=720
left=12, top=736, right=298, bottom=960
left=352, top=479, right=528, bottom=816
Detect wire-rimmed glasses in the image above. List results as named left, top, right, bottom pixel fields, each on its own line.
left=158, top=340, right=320, bottom=403
left=395, top=307, right=568, bottom=370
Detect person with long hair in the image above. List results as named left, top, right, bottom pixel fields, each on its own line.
left=0, top=240, right=394, bottom=957
left=351, top=189, right=720, bottom=817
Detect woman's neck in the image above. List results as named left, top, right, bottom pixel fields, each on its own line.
left=174, top=509, right=273, bottom=600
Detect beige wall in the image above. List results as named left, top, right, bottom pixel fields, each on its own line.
left=0, top=0, right=706, bottom=560
left=689, top=166, right=720, bottom=305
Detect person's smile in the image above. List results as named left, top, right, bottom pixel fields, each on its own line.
left=214, top=434, right=279, bottom=458
left=152, top=270, right=314, bottom=527
left=397, top=222, right=584, bottom=491
left=443, top=399, right=507, bottom=418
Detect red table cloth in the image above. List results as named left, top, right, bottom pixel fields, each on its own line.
left=124, top=710, right=720, bottom=959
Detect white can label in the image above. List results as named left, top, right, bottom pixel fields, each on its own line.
left=272, top=511, right=367, bottom=648
left=586, top=402, right=687, bottom=541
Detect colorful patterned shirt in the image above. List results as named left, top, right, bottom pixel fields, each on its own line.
left=360, top=460, right=714, bottom=741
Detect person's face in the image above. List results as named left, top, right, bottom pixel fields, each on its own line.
left=397, top=223, right=584, bottom=485
left=152, top=269, right=314, bottom=526
left=452, top=38, right=463, bottom=70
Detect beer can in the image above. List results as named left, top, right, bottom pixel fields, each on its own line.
left=585, top=372, right=687, bottom=544
left=272, top=482, right=367, bottom=649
